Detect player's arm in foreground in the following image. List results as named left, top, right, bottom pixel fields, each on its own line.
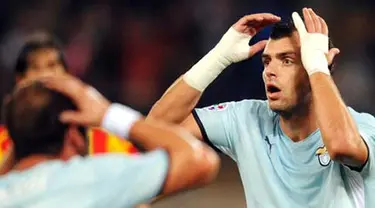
left=147, top=13, right=281, bottom=137
left=41, top=74, right=220, bottom=196
left=292, top=8, right=368, bottom=168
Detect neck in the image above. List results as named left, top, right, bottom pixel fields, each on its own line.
left=12, top=154, right=62, bottom=172
left=279, top=102, right=318, bottom=142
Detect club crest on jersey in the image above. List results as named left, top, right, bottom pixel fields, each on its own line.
left=315, top=146, right=331, bottom=166
left=205, top=103, right=228, bottom=111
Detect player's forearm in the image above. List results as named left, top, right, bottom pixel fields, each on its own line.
left=129, top=120, right=220, bottom=194
left=129, top=120, right=200, bottom=152
left=292, top=11, right=368, bottom=166
left=148, top=46, right=230, bottom=124
left=309, top=73, right=367, bottom=165
left=101, top=103, right=220, bottom=192
left=148, top=27, right=255, bottom=124
left=148, top=77, right=202, bottom=124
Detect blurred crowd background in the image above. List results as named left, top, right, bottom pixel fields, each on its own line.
left=1, top=0, right=374, bottom=115
left=0, top=0, right=374, bottom=207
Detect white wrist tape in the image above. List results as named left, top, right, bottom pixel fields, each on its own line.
left=183, top=49, right=227, bottom=92
left=101, top=103, right=142, bottom=138
left=301, top=33, right=330, bottom=76
left=292, top=12, right=330, bottom=76
left=183, top=27, right=252, bottom=91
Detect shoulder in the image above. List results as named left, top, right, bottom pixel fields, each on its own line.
left=70, top=150, right=167, bottom=170
left=200, top=99, right=272, bottom=115
left=229, top=99, right=276, bottom=123
left=348, top=107, right=375, bottom=126
left=198, top=99, right=276, bottom=124
left=234, top=99, right=271, bottom=114
left=200, top=99, right=277, bottom=133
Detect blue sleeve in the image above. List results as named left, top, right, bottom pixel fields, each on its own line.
left=193, top=102, right=237, bottom=158
left=61, top=149, right=169, bottom=207
left=193, top=100, right=270, bottom=160
left=349, top=108, right=375, bottom=179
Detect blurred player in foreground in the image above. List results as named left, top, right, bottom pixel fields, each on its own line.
left=148, top=8, right=375, bottom=207
left=0, top=74, right=219, bottom=207
left=0, top=33, right=138, bottom=170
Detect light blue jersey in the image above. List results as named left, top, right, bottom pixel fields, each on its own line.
left=194, top=99, right=375, bottom=208
left=350, top=109, right=375, bottom=208
left=0, top=150, right=168, bottom=208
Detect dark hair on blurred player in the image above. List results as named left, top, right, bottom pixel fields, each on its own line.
left=3, top=81, right=87, bottom=160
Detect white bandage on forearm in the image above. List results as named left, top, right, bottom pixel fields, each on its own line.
left=101, top=103, right=142, bottom=138
left=292, top=12, right=330, bottom=76
left=183, top=27, right=252, bottom=91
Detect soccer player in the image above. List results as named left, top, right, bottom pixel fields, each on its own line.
left=0, top=33, right=138, bottom=168
left=0, top=74, right=219, bottom=207
left=147, top=9, right=375, bottom=207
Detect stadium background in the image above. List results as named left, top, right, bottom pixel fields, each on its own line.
left=0, top=0, right=374, bottom=207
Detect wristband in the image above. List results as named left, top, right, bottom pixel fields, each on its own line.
left=101, top=103, right=142, bottom=138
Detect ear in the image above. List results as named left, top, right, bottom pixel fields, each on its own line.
left=65, top=126, right=85, bottom=149
left=65, top=125, right=88, bottom=157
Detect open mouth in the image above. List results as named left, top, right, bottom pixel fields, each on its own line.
left=267, top=85, right=281, bottom=93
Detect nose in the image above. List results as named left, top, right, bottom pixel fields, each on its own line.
left=263, top=62, right=277, bottom=79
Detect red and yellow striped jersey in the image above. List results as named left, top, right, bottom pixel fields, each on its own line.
left=87, top=127, right=138, bottom=154
left=0, top=125, right=138, bottom=162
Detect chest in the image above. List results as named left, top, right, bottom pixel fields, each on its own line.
left=235, top=131, right=340, bottom=185
left=231, top=126, right=350, bottom=207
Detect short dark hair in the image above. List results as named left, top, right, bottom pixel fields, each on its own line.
left=270, top=19, right=336, bottom=72
left=3, top=81, right=76, bottom=160
left=15, top=32, right=67, bottom=75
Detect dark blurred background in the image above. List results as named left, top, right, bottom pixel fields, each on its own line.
left=0, top=0, right=374, bottom=207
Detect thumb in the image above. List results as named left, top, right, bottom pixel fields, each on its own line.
left=249, top=40, right=267, bottom=57
left=327, top=48, right=340, bottom=65
left=292, top=12, right=307, bottom=37
left=60, top=110, right=86, bottom=125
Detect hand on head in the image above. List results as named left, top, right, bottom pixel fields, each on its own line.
left=38, top=74, right=111, bottom=127
left=226, top=13, right=281, bottom=61
left=292, top=8, right=340, bottom=74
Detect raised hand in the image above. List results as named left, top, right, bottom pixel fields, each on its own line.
left=217, top=13, right=280, bottom=64
left=233, top=13, right=281, bottom=36
left=292, top=8, right=339, bottom=75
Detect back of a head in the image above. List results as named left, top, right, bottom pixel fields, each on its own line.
left=15, top=32, right=67, bottom=76
left=3, top=81, right=76, bottom=160
left=270, top=19, right=336, bottom=72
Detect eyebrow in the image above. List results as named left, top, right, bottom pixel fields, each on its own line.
left=262, top=51, right=297, bottom=59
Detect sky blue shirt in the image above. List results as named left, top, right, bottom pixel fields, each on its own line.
left=0, top=150, right=169, bottom=208
left=194, top=99, right=374, bottom=208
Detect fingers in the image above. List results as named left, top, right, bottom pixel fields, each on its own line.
left=327, top=48, right=340, bottom=65
left=249, top=40, right=267, bottom=57
left=235, top=13, right=280, bottom=34
left=240, top=13, right=281, bottom=26
left=309, top=9, right=321, bottom=33
left=298, top=8, right=328, bottom=35
left=233, top=13, right=280, bottom=35
left=319, top=16, right=329, bottom=35
left=303, top=8, right=315, bottom=32
left=60, top=110, right=85, bottom=124
left=40, top=74, right=86, bottom=102
left=294, top=8, right=330, bottom=36
left=292, top=12, right=307, bottom=37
